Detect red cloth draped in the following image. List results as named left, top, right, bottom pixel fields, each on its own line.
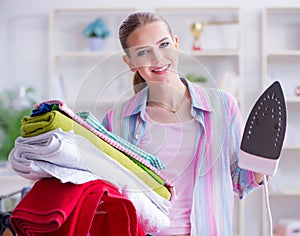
left=10, top=178, right=145, bottom=236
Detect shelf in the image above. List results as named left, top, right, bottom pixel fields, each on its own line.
left=264, top=7, right=300, bottom=15
left=262, top=7, right=300, bottom=236
left=263, top=8, right=300, bottom=52
left=187, top=49, right=240, bottom=56
left=266, top=50, right=300, bottom=57
left=53, top=7, right=137, bottom=12
left=153, top=7, right=243, bottom=113
left=55, top=50, right=122, bottom=58
left=269, top=190, right=300, bottom=196
left=283, top=145, right=300, bottom=150
left=49, top=7, right=244, bottom=112
left=155, top=7, right=240, bottom=23
left=286, top=97, right=300, bottom=103
left=55, top=49, right=241, bottom=59
left=155, top=6, right=240, bottom=11
left=48, top=8, right=245, bottom=235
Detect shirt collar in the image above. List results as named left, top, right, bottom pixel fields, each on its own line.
left=122, top=87, right=148, bottom=119
left=122, top=77, right=213, bottom=119
left=182, top=78, right=212, bottom=112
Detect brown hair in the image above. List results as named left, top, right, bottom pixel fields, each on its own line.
left=119, top=12, right=173, bottom=93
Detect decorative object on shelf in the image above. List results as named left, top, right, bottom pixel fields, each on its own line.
left=0, top=87, right=35, bottom=160
left=82, top=18, right=110, bottom=51
left=190, top=22, right=206, bottom=51
left=88, top=37, right=105, bottom=51
left=275, top=219, right=300, bottom=236
left=295, top=86, right=300, bottom=97
left=185, top=72, right=207, bottom=83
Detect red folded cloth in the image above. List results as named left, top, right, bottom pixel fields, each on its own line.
left=10, top=178, right=145, bottom=236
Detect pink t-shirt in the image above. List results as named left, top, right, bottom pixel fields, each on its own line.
left=140, top=113, right=199, bottom=235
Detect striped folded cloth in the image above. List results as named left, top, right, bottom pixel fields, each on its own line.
left=77, top=111, right=166, bottom=170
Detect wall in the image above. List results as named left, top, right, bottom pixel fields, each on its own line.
left=1, top=0, right=299, bottom=110
left=1, top=0, right=299, bottom=235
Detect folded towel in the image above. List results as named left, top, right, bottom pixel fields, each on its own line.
left=20, top=110, right=172, bottom=200
left=9, top=128, right=170, bottom=233
left=9, top=128, right=98, bottom=183
left=10, top=178, right=145, bottom=236
left=75, top=133, right=171, bottom=233
left=33, top=99, right=172, bottom=189
left=77, top=111, right=165, bottom=170
left=30, top=103, right=166, bottom=170
left=21, top=110, right=73, bottom=137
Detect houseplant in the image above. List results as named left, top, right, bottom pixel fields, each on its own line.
left=0, top=87, right=35, bottom=161
left=82, top=18, right=110, bottom=51
left=186, top=72, right=208, bottom=83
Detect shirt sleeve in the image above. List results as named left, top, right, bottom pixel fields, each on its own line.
left=101, top=109, right=113, bottom=132
left=228, top=95, right=261, bottom=199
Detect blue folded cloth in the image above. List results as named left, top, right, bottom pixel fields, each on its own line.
left=31, top=103, right=54, bottom=117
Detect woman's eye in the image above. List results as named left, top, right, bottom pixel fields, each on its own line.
left=137, top=49, right=150, bottom=56
left=159, top=41, right=170, bottom=48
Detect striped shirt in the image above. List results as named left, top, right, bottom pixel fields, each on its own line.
left=102, top=78, right=261, bottom=235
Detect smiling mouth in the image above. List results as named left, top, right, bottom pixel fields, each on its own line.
left=152, top=64, right=170, bottom=73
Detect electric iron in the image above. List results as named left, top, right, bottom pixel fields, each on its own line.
left=239, top=81, right=287, bottom=176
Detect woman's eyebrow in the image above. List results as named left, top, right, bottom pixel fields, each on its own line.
left=156, top=37, right=169, bottom=45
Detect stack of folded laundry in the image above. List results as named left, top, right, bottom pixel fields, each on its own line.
left=8, top=99, right=173, bottom=236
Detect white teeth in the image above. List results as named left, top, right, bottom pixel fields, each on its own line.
left=153, top=65, right=168, bottom=72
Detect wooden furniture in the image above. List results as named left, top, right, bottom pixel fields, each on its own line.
left=262, top=7, right=300, bottom=236
left=48, top=7, right=246, bottom=235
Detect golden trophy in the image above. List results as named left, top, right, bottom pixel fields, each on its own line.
left=190, top=22, right=205, bottom=51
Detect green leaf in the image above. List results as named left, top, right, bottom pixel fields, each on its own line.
left=186, top=73, right=208, bottom=83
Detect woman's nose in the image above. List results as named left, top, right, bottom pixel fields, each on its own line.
left=151, top=47, right=163, bottom=64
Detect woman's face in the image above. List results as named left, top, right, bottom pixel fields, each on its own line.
left=123, top=21, right=179, bottom=84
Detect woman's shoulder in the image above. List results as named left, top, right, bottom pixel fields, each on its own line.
left=109, top=88, right=148, bottom=118
left=190, top=82, right=238, bottom=108
left=102, top=90, right=147, bottom=134
left=191, top=82, right=232, bottom=96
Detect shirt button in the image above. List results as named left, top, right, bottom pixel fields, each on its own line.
left=135, top=133, right=140, bottom=140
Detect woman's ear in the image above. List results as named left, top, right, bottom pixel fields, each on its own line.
left=173, top=35, right=179, bottom=50
left=123, top=55, right=137, bottom=72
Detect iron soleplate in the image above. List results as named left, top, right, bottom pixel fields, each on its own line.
left=239, top=81, right=287, bottom=176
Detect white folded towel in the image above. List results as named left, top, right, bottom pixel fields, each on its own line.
left=9, top=128, right=170, bottom=233
left=9, top=128, right=98, bottom=183
left=74, top=133, right=171, bottom=233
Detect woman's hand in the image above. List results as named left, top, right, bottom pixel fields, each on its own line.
left=254, top=172, right=268, bottom=185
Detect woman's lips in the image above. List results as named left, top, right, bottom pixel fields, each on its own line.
left=151, top=64, right=170, bottom=73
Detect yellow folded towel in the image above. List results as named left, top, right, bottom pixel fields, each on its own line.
left=21, top=111, right=171, bottom=200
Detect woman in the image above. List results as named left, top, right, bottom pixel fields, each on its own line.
left=102, top=12, right=264, bottom=236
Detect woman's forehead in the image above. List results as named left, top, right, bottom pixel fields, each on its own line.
left=126, top=21, right=172, bottom=48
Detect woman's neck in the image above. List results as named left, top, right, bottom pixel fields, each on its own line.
left=148, top=81, right=187, bottom=109
left=147, top=80, right=188, bottom=113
